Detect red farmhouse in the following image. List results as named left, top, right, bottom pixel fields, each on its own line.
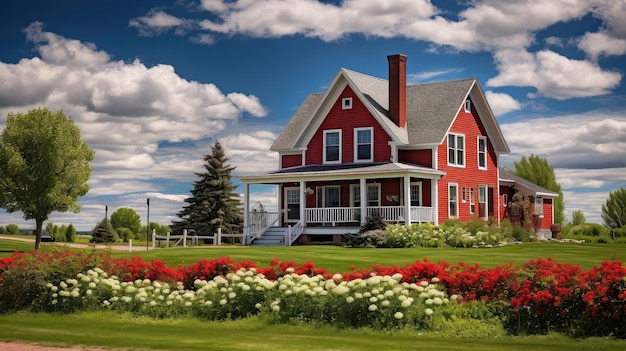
left=240, top=54, right=556, bottom=245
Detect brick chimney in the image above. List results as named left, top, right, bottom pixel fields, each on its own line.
left=387, top=54, right=407, bottom=128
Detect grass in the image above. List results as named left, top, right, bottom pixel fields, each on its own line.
left=2, top=239, right=626, bottom=350
left=0, top=311, right=624, bottom=351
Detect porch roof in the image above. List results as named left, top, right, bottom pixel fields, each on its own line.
left=499, top=167, right=559, bottom=198
left=238, top=162, right=445, bottom=184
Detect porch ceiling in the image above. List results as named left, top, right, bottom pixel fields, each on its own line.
left=238, top=161, right=445, bottom=184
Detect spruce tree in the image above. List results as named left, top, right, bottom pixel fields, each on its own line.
left=171, top=140, right=243, bottom=235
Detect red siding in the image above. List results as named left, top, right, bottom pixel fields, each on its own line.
left=539, top=198, right=553, bottom=229
left=398, top=149, right=432, bottom=167
left=306, top=86, right=392, bottom=165
left=281, top=154, right=302, bottom=168
left=437, top=100, right=499, bottom=224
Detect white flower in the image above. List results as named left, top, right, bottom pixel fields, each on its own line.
left=368, top=304, right=378, bottom=311
left=220, top=299, right=227, bottom=305
left=425, top=298, right=433, bottom=305
left=255, top=303, right=262, bottom=309
left=272, top=305, right=280, bottom=312
left=425, top=308, right=434, bottom=316
left=346, top=296, right=354, bottom=303
left=431, top=277, right=440, bottom=283
left=185, top=301, right=192, bottom=307
left=401, top=300, right=412, bottom=308
left=369, top=296, right=378, bottom=303
left=381, top=300, right=390, bottom=307
left=51, top=299, right=57, bottom=305
left=394, top=312, right=404, bottom=320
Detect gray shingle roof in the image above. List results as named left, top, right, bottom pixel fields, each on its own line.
left=499, top=167, right=559, bottom=198
left=271, top=67, right=507, bottom=152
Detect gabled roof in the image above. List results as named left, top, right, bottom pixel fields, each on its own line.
left=271, top=66, right=510, bottom=153
left=499, top=167, right=559, bottom=198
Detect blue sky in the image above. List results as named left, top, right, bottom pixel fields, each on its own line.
left=1, top=0, right=625, bottom=231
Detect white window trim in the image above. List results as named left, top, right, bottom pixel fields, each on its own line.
left=350, top=183, right=380, bottom=207
left=447, top=133, right=466, bottom=168
left=477, top=136, right=487, bottom=170
left=461, top=187, right=467, bottom=203
left=535, top=196, right=544, bottom=218
left=410, top=182, right=422, bottom=207
left=478, top=185, right=488, bottom=220
left=284, top=187, right=300, bottom=223
left=354, top=127, right=374, bottom=162
left=342, top=97, right=353, bottom=110
left=464, top=99, right=471, bottom=113
left=323, top=129, right=342, bottom=164
left=448, top=183, right=459, bottom=219
left=316, top=185, right=342, bottom=208
left=470, top=188, right=475, bottom=215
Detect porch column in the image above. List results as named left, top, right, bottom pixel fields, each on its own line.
left=243, top=182, right=250, bottom=228
left=404, top=175, right=411, bottom=224
left=299, top=180, right=306, bottom=225
left=360, top=177, right=367, bottom=225
left=432, top=178, right=438, bottom=225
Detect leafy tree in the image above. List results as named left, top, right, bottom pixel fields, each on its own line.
left=66, top=224, right=77, bottom=242
left=5, top=224, right=19, bottom=235
left=602, top=188, right=626, bottom=229
left=110, top=207, right=141, bottom=236
left=171, top=140, right=243, bottom=235
left=514, top=155, right=565, bottom=223
left=571, top=209, right=586, bottom=226
left=90, top=218, right=117, bottom=243
left=0, top=226, right=5, bottom=234
left=116, top=227, right=134, bottom=242
left=0, top=108, right=94, bottom=249
left=45, top=222, right=56, bottom=236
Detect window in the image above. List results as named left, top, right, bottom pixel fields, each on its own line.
left=464, top=99, right=471, bottom=113
left=535, top=196, right=544, bottom=218
left=478, top=136, right=487, bottom=170
left=342, top=97, right=352, bottom=109
left=324, top=130, right=341, bottom=163
left=502, top=194, right=508, bottom=208
left=410, top=182, right=422, bottom=206
left=469, top=188, right=475, bottom=214
left=285, top=188, right=300, bottom=221
left=447, top=133, right=465, bottom=167
left=478, top=185, right=487, bottom=219
left=354, top=128, right=373, bottom=162
left=317, top=186, right=341, bottom=208
left=462, top=187, right=467, bottom=203
left=449, top=184, right=458, bottom=218
left=351, top=184, right=380, bottom=207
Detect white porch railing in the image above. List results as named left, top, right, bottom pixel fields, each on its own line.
left=285, top=221, right=304, bottom=246
left=304, top=206, right=434, bottom=224
left=243, top=211, right=279, bottom=245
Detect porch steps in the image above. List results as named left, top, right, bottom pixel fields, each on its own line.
left=252, top=227, right=287, bottom=246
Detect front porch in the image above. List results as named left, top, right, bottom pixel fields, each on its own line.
left=239, top=162, right=445, bottom=246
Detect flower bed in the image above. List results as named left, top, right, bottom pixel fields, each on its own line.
left=0, top=249, right=625, bottom=337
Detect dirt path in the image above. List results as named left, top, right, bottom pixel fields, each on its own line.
left=0, top=235, right=151, bottom=251
left=0, top=342, right=116, bottom=351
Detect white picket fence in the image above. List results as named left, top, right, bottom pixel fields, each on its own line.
left=151, top=228, right=243, bottom=248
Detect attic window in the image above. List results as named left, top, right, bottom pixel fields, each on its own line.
left=464, top=99, right=471, bottom=113
left=342, top=97, right=353, bottom=110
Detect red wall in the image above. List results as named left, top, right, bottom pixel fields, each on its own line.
left=306, top=86, right=392, bottom=165
left=539, top=198, right=553, bottom=229
left=281, top=154, right=302, bottom=168
left=437, top=100, right=499, bottom=224
left=398, top=149, right=432, bottom=167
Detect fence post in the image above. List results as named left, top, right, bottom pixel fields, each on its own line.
left=183, top=230, right=187, bottom=248
left=151, top=231, right=156, bottom=249
left=129, top=239, right=132, bottom=252
left=216, top=228, right=222, bottom=246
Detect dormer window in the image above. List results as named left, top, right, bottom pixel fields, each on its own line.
left=464, top=99, right=471, bottom=113
left=342, top=97, right=353, bottom=110
left=324, top=129, right=341, bottom=164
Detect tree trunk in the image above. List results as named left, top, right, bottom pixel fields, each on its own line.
left=34, top=219, right=43, bottom=250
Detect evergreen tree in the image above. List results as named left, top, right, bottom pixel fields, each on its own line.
left=602, top=188, right=626, bottom=229
left=514, top=154, right=565, bottom=223
left=66, top=223, right=77, bottom=242
left=90, top=218, right=117, bottom=243
left=171, top=140, right=243, bottom=235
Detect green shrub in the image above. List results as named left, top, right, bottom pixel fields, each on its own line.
left=359, top=213, right=386, bottom=233
left=53, top=225, right=67, bottom=242
left=499, top=219, right=513, bottom=239
left=511, top=224, right=532, bottom=242
left=5, top=224, right=19, bottom=235
left=0, top=226, right=5, bottom=234
left=570, top=223, right=610, bottom=237
left=117, top=227, right=134, bottom=242
left=66, top=224, right=77, bottom=242
left=345, top=230, right=386, bottom=248
left=465, top=218, right=488, bottom=235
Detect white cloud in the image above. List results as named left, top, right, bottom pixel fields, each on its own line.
left=407, top=68, right=464, bottom=84
left=484, top=90, right=521, bottom=116
left=578, top=31, right=626, bottom=60
left=487, top=49, right=622, bottom=99
left=129, top=10, right=190, bottom=36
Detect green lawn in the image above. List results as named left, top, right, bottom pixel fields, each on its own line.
left=0, top=312, right=624, bottom=351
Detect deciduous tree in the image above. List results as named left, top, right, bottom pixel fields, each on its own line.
left=171, top=140, right=243, bottom=235
left=602, top=188, right=626, bottom=229
left=571, top=209, right=586, bottom=226
left=0, top=108, right=94, bottom=249
left=110, top=207, right=142, bottom=236
left=514, top=155, right=565, bottom=224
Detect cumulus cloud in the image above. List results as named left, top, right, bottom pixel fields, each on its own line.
left=0, top=23, right=271, bottom=229
left=484, top=91, right=521, bottom=116
left=501, top=112, right=626, bottom=169
left=407, top=68, right=464, bottom=84
left=129, top=10, right=191, bottom=36
left=487, top=49, right=622, bottom=99
left=578, top=31, right=626, bottom=60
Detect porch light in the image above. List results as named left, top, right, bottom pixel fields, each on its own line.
left=304, top=187, right=315, bottom=195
